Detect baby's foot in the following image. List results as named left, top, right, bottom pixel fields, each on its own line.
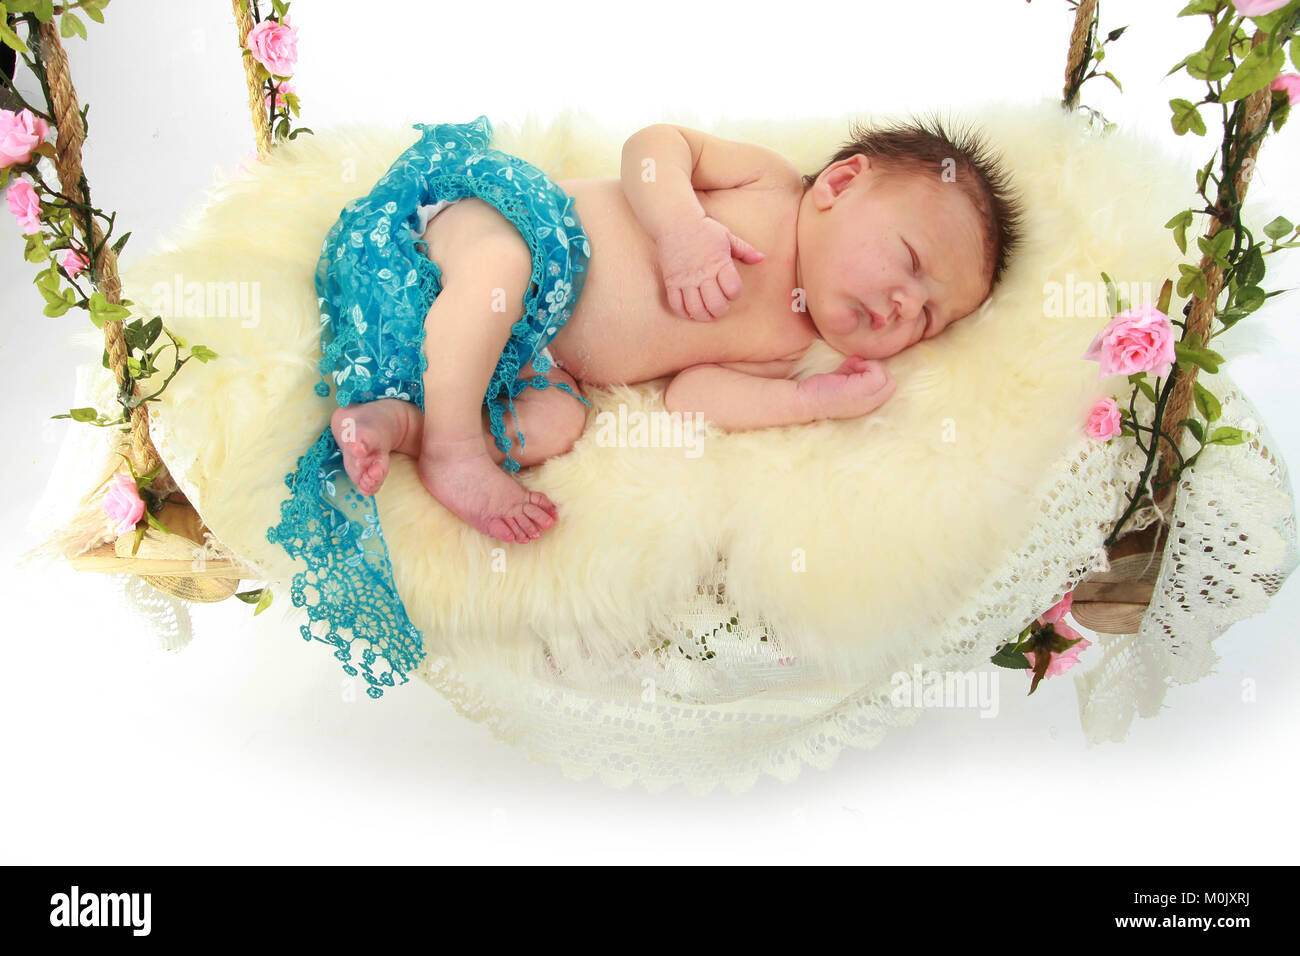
left=417, top=435, right=559, bottom=543
left=331, top=402, right=412, bottom=496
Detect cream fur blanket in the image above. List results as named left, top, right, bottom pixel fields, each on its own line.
left=113, top=101, right=1194, bottom=687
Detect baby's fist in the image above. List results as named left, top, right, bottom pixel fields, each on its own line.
left=795, top=356, right=895, bottom=421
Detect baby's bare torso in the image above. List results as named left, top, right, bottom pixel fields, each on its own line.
left=537, top=177, right=816, bottom=386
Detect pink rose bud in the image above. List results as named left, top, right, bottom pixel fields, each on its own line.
left=264, top=79, right=296, bottom=112
left=1082, top=303, right=1177, bottom=380
left=1037, top=591, right=1074, bottom=626
left=1272, top=73, right=1300, bottom=108
left=246, top=18, right=299, bottom=77
left=0, top=107, right=50, bottom=168
left=5, top=177, right=42, bottom=234
left=1231, top=0, right=1290, bottom=16
left=1085, top=396, right=1123, bottom=440
left=102, top=472, right=146, bottom=536
left=1025, top=625, right=1092, bottom=680
left=61, top=246, right=88, bottom=277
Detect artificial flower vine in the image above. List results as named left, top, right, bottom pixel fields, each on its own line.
left=1090, top=0, right=1299, bottom=549
left=994, top=0, right=1300, bottom=692
left=241, top=0, right=310, bottom=146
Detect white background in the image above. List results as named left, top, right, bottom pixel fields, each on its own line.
left=2, top=0, right=1298, bottom=864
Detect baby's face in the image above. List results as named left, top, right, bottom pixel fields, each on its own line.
left=796, top=155, right=991, bottom=359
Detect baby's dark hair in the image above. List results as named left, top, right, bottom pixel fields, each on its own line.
left=801, top=114, right=1025, bottom=289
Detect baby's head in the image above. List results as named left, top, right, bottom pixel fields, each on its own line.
left=796, top=115, right=1024, bottom=359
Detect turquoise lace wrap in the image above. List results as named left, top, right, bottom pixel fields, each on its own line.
left=265, top=116, right=592, bottom=698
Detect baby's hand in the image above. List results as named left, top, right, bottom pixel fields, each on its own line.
left=795, top=355, right=896, bottom=421
left=656, top=215, right=765, bottom=321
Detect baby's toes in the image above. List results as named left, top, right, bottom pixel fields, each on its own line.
left=527, top=491, right=559, bottom=521
left=523, top=499, right=556, bottom=530
left=504, top=515, right=537, bottom=542
left=484, top=516, right=519, bottom=543
left=358, top=456, right=388, bottom=495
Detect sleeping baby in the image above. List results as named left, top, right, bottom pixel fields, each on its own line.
left=319, top=114, right=1023, bottom=544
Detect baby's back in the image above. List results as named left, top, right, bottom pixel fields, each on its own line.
left=547, top=177, right=815, bottom=385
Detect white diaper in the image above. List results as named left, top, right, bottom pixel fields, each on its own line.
left=412, top=198, right=456, bottom=237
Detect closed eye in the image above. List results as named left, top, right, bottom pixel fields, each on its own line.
left=905, top=239, right=933, bottom=336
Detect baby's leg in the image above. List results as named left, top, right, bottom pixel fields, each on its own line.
left=331, top=363, right=586, bottom=495
left=415, top=202, right=561, bottom=543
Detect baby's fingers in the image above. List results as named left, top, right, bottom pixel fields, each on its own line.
left=683, top=286, right=710, bottom=321
left=699, top=277, right=729, bottom=319
left=717, top=259, right=743, bottom=301
left=728, top=232, right=765, bottom=264
left=667, top=286, right=686, bottom=319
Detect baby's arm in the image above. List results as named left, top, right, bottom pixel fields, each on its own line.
left=665, top=358, right=895, bottom=431
left=621, top=125, right=782, bottom=320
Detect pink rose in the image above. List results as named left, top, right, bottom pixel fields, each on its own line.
left=1085, top=396, right=1123, bottom=440
left=0, top=107, right=50, bottom=168
left=1025, top=624, right=1091, bottom=680
left=102, top=472, right=145, bottom=535
left=1232, top=0, right=1290, bottom=16
left=1272, top=73, right=1300, bottom=108
left=1037, top=591, right=1074, bottom=626
left=61, top=246, right=88, bottom=277
left=1082, top=303, right=1177, bottom=380
left=6, top=177, right=42, bottom=234
left=264, top=79, right=296, bottom=112
left=246, top=18, right=299, bottom=77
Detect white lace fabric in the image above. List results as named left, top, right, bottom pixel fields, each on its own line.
left=24, top=357, right=1297, bottom=791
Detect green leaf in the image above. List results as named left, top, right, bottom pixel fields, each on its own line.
left=1238, top=244, right=1266, bottom=287
left=254, top=587, right=273, bottom=615
left=1106, top=25, right=1128, bottom=43
left=68, top=407, right=99, bottom=422
left=286, top=126, right=314, bottom=141
left=1170, top=98, right=1207, bottom=136
left=1264, top=216, right=1294, bottom=241
left=1178, top=262, right=1209, bottom=299
left=1179, top=417, right=1206, bottom=445
left=991, top=646, right=1031, bottom=670
left=82, top=1, right=104, bottom=23
left=1292, top=35, right=1299, bottom=72
left=43, top=298, right=73, bottom=318
left=1177, top=0, right=1221, bottom=15
left=1129, top=373, right=1158, bottom=404
left=1236, top=285, right=1266, bottom=312
left=1101, top=271, right=1120, bottom=315
left=189, top=345, right=219, bottom=362
left=1186, top=51, right=1234, bottom=82
left=24, top=234, right=49, bottom=264
left=0, top=16, right=29, bottom=53
left=110, top=230, right=132, bottom=256
left=1198, top=229, right=1234, bottom=266
left=1204, top=13, right=1234, bottom=62
left=89, top=290, right=130, bottom=322
left=142, top=315, right=162, bottom=348
left=1175, top=340, right=1222, bottom=373
left=1220, top=44, right=1286, bottom=103
left=59, top=10, right=86, bottom=40
left=1208, top=426, right=1248, bottom=446
left=1193, top=382, right=1222, bottom=424
left=1166, top=210, right=1194, bottom=254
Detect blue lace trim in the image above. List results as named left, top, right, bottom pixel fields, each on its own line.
left=266, top=116, right=592, bottom=697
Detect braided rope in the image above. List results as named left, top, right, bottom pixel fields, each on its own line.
left=35, top=19, right=163, bottom=481
left=232, top=0, right=273, bottom=159
left=1063, top=0, right=1098, bottom=109
left=1157, top=31, right=1274, bottom=490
